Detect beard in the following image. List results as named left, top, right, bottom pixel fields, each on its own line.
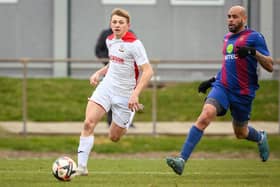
left=228, top=20, right=244, bottom=33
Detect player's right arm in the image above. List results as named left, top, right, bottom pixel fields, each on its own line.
left=198, top=77, right=216, bottom=94
left=89, top=64, right=109, bottom=86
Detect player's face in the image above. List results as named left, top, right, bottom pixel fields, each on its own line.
left=110, top=15, right=129, bottom=39
left=227, top=9, right=246, bottom=33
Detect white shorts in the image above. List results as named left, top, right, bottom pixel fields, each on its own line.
left=88, top=84, right=133, bottom=128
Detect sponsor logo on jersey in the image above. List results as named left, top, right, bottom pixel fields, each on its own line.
left=225, top=44, right=237, bottom=60
left=226, top=44, right=234, bottom=54
left=225, top=54, right=237, bottom=60
left=109, top=55, right=124, bottom=64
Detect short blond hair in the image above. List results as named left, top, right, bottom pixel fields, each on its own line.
left=111, top=8, right=130, bottom=23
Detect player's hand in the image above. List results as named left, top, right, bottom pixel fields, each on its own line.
left=236, top=46, right=256, bottom=58
left=128, top=94, right=141, bottom=112
left=89, top=72, right=100, bottom=86
left=198, top=77, right=215, bottom=94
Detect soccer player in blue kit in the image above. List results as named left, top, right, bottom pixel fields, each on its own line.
left=166, top=5, right=274, bottom=175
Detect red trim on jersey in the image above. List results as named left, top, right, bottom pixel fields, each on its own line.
left=221, top=33, right=232, bottom=87
left=234, top=30, right=252, bottom=95
left=236, top=58, right=249, bottom=95
left=134, top=61, right=139, bottom=88
left=122, top=31, right=137, bottom=42
left=107, top=31, right=136, bottom=42
left=108, top=33, right=114, bottom=40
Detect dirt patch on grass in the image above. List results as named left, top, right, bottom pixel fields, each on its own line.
left=0, top=150, right=274, bottom=160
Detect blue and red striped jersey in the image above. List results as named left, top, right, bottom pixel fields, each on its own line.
left=215, top=28, right=270, bottom=97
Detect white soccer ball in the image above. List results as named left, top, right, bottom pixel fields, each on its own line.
left=52, top=156, right=77, bottom=181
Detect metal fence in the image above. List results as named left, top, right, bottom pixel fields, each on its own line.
left=0, top=58, right=160, bottom=135
left=0, top=58, right=279, bottom=135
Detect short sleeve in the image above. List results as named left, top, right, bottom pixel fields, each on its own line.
left=252, top=32, right=270, bottom=56
left=131, top=40, right=149, bottom=66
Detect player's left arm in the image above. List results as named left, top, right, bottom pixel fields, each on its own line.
left=255, top=51, right=273, bottom=72
left=254, top=33, right=274, bottom=72
left=129, top=63, right=153, bottom=111
left=236, top=33, right=274, bottom=72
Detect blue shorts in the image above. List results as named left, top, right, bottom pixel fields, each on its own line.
left=207, top=84, right=254, bottom=122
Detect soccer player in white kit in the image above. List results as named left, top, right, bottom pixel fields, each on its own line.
left=75, top=8, right=154, bottom=176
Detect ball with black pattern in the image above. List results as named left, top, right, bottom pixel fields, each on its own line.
left=52, top=156, right=77, bottom=181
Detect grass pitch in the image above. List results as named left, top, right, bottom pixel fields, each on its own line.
left=0, top=158, right=279, bottom=187
left=0, top=77, right=277, bottom=121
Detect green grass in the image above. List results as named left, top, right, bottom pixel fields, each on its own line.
left=0, top=158, right=279, bottom=187
left=0, top=77, right=279, bottom=186
left=1, top=134, right=280, bottom=158
left=0, top=77, right=278, bottom=121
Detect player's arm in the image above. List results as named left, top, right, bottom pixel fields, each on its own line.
left=129, top=63, right=153, bottom=111
left=198, top=77, right=216, bottom=94
left=89, top=64, right=109, bottom=86
left=236, top=46, right=274, bottom=72
left=255, top=52, right=273, bottom=72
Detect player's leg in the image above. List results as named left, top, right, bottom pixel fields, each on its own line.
left=109, top=122, right=127, bottom=142
left=166, top=103, right=216, bottom=175
left=231, top=99, right=269, bottom=161
left=76, top=82, right=111, bottom=176
left=76, top=101, right=106, bottom=176
left=107, top=109, right=112, bottom=127
left=166, top=86, right=228, bottom=175
left=126, top=104, right=143, bottom=129
left=108, top=96, right=134, bottom=142
left=232, top=121, right=269, bottom=161
left=183, top=103, right=217, bottom=157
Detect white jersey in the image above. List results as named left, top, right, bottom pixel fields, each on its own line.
left=99, top=31, right=149, bottom=97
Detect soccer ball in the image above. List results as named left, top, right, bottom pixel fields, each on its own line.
left=52, top=156, right=77, bottom=181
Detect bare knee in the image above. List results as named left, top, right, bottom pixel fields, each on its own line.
left=233, top=120, right=248, bottom=139
left=109, top=134, right=120, bottom=142
left=197, top=115, right=211, bottom=129
left=196, top=104, right=216, bottom=130
left=108, top=123, right=126, bottom=142
left=82, top=119, right=95, bottom=135
left=234, top=131, right=248, bottom=139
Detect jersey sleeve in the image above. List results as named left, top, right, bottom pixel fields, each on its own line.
left=252, top=32, right=270, bottom=56
left=131, top=40, right=149, bottom=66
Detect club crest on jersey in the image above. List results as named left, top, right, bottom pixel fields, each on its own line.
left=118, top=45, right=125, bottom=52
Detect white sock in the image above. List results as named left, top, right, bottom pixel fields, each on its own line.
left=77, top=135, right=94, bottom=167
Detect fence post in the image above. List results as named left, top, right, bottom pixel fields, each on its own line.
left=279, top=60, right=280, bottom=134
left=152, top=60, right=159, bottom=135
left=21, top=58, right=28, bottom=135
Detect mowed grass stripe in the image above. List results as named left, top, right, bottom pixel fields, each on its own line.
left=0, top=158, right=279, bottom=187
